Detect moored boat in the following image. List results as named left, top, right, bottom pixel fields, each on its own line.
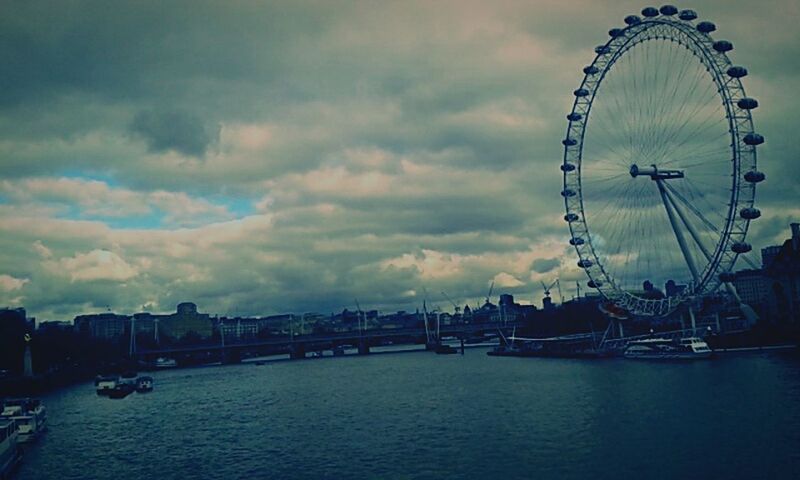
left=434, top=344, right=458, bottom=355
left=154, top=358, right=178, bottom=368
left=0, top=398, right=47, bottom=443
left=0, top=418, right=22, bottom=479
left=95, top=375, right=119, bottom=396
left=487, top=332, right=605, bottom=358
left=623, top=337, right=712, bottom=360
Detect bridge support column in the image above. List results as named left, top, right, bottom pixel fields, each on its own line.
left=290, top=343, right=306, bottom=360
left=358, top=338, right=370, bottom=355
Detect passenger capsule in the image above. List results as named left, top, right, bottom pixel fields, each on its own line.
left=713, top=40, right=733, bottom=53
left=560, top=163, right=576, bottom=172
left=583, top=65, right=600, bottom=75
left=659, top=5, right=678, bottom=15
left=719, top=272, right=736, bottom=283
left=727, top=66, right=748, bottom=78
left=609, top=28, right=625, bottom=38
left=624, top=15, right=641, bottom=25
left=641, top=7, right=659, bottom=17
left=561, top=188, right=576, bottom=197
left=578, top=259, right=593, bottom=268
left=737, top=98, right=758, bottom=110
left=569, top=237, right=585, bottom=246
left=587, top=280, right=603, bottom=289
left=744, top=170, right=765, bottom=183
left=731, top=242, right=752, bottom=254
left=562, top=138, right=577, bottom=146
left=697, top=21, right=716, bottom=33
left=678, top=9, right=698, bottom=21
left=564, top=213, right=579, bottom=222
left=740, top=207, right=761, bottom=220
left=574, top=88, right=590, bottom=97
left=743, top=133, right=764, bottom=145
left=595, top=45, right=611, bottom=55
left=567, top=112, right=582, bottom=121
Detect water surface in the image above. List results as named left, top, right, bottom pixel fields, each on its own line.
left=17, top=349, right=800, bottom=479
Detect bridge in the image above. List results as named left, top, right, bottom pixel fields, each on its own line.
left=134, top=321, right=522, bottom=363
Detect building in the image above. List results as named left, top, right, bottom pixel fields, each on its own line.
left=158, top=302, right=213, bottom=340
left=732, top=269, right=772, bottom=313
left=762, top=245, right=782, bottom=270
left=764, top=223, right=800, bottom=325
left=74, top=312, right=130, bottom=339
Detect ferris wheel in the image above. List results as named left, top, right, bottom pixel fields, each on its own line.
left=561, top=5, right=765, bottom=317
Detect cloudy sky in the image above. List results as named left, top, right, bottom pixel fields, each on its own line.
left=1, top=0, right=798, bottom=320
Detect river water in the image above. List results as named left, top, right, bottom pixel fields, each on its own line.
left=15, top=348, right=800, bottom=479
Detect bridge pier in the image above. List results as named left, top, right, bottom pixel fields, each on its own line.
left=290, top=343, right=307, bottom=360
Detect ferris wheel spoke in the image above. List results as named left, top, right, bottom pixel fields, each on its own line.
left=563, top=12, right=761, bottom=315
left=652, top=58, right=715, bottom=150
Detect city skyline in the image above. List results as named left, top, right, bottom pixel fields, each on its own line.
left=1, top=0, right=799, bottom=320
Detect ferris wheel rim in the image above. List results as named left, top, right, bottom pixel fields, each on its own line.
left=561, top=9, right=762, bottom=317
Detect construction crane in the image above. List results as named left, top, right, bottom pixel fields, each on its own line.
left=441, top=291, right=461, bottom=314
left=541, top=279, right=563, bottom=304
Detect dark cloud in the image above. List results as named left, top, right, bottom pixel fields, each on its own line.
left=130, top=110, right=220, bottom=157
left=532, top=257, right=560, bottom=274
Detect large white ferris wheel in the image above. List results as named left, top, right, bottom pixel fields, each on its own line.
left=561, top=5, right=765, bottom=317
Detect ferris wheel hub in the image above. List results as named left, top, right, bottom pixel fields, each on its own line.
left=629, top=163, right=684, bottom=180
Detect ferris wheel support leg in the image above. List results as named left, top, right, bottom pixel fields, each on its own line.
left=662, top=186, right=713, bottom=262
left=656, top=179, right=700, bottom=284
left=723, top=281, right=760, bottom=325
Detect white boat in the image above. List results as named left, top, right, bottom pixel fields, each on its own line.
left=154, top=358, right=178, bottom=368
left=95, top=375, right=119, bottom=396
left=0, top=398, right=47, bottom=443
left=624, top=337, right=712, bottom=360
left=0, top=418, right=22, bottom=479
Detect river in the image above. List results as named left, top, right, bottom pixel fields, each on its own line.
left=14, top=348, right=800, bottom=479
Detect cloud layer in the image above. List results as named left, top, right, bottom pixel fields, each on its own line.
left=1, top=0, right=797, bottom=319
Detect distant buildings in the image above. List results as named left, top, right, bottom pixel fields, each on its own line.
left=0, top=307, right=35, bottom=374
left=74, top=312, right=128, bottom=339
left=74, top=302, right=213, bottom=343
left=763, top=223, right=800, bottom=324
left=730, top=223, right=800, bottom=325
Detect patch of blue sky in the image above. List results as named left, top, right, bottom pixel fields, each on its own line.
left=58, top=169, right=120, bottom=186
left=101, top=215, right=165, bottom=230
left=222, top=197, right=257, bottom=217
left=53, top=203, right=165, bottom=229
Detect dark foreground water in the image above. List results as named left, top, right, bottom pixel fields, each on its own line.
left=15, top=348, right=800, bottom=480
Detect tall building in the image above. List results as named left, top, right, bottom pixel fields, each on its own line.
left=764, top=223, right=800, bottom=325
